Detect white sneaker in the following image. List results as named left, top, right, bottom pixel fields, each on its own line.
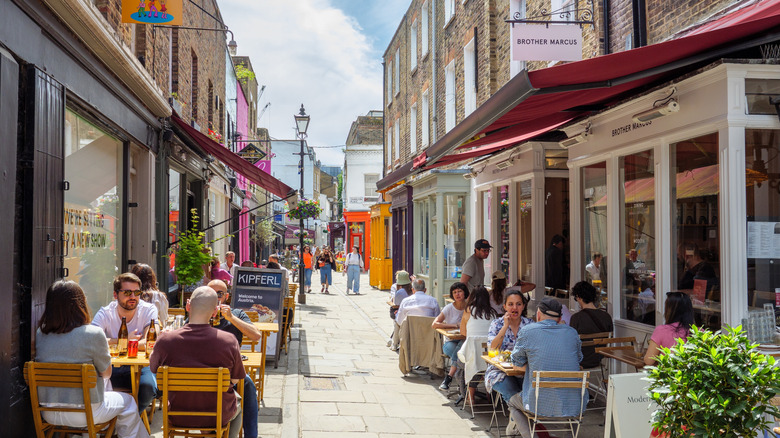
left=506, top=416, right=520, bottom=437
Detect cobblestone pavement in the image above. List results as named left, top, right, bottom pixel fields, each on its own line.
left=152, top=271, right=607, bottom=437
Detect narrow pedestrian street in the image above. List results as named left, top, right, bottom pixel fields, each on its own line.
left=152, top=271, right=605, bottom=437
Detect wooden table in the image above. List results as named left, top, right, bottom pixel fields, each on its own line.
left=598, top=348, right=646, bottom=370
left=252, top=322, right=279, bottom=400
left=111, top=354, right=154, bottom=432
left=481, top=354, right=526, bottom=377
left=436, top=327, right=466, bottom=341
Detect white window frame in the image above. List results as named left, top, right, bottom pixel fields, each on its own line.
left=421, top=1, right=429, bottom=56
left=394, top=121, right=400, bottom=164
left=387, top=61, right=393, bottom=104
left=463, top=38, right=476, bottom=117
left=386, top=124, right=393, bottom=166
left=410, top=103, right=418, bottom=154
left=364, top=174, right=379, bottom=197
left=394, top=49, right=400, bottom=96
left=421, top=90, right=430, bottom=148
left=410, top=20, right=418, bottom=72
left=445, top=60, right=456, bottom=132
left=444, top=0, right=456, bottom=27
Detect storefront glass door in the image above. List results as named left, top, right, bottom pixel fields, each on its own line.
left=582, top=163, right=608, bottom=293
left=498, top=185, right=510, bottom=277
left=516, top=180, right=533, bottom=282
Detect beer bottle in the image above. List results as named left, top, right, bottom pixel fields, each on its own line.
left=145, top=319, right=157, bottom=358
left=117, top=317, right=129, bottom=356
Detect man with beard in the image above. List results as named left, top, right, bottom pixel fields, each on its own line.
left=92, top=272, right=159, bottom=413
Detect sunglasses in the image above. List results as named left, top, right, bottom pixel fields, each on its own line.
left=119, top=290, right=142, bottom=297
left=216, top=291, right=226, bottom=298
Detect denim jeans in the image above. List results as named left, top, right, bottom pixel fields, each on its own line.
left=319, top=265, right=332, bottom=285
left=346, top=265, right=361, bottom=292
left=442, top=340, right=464, bottom=363
left=304, top=268, right=312, bottom=287
left=242, top=375, right=258, bottom=438
left=110, top=365, right=158, bottom=413
left=492, top=375, right=523, bottom=405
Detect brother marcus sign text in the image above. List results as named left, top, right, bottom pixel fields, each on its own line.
left=512, top=24, right=582, bottom=61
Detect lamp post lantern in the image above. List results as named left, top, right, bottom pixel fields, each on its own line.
left=294, top=104, right=310, bottom=305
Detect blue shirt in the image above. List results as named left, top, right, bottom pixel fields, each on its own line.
left=511, top=319, right=587, bottom=417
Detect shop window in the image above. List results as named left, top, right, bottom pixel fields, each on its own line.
left=498, top=185, right=510, bottom=277
left=63, top=110, right=123, bottom=313
left=619, top=150, right=656, bottom=325
left=516, top=180, right=532, bottom=282
left=444, top=195, right=466, bottom=279
left=582, top=163, right=607, bottom=291
left=419, top=201, right=431, bottom=275
left=545, top=149, right=568, bottom=170
left=745, top=79, right=780, bottom=115
left=671, top=133, right=721, bottom=330
left=745, top=129, right=780, bottom=322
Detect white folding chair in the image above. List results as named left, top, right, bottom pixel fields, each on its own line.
left=521, top=371, right=590, bottom=438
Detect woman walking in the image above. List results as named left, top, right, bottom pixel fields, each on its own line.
left=317, top=248, right=337, bottom=294
left=302, top=246, right=313, bottom=293
left=345, top=246, right=364, bottom=295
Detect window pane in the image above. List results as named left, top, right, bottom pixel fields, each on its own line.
left=64, top=110, right=123, bottom=314
left=444, top=195, right=466, bottom=278
left=671, top=133, right=721, bottom=330
left=582, top=163, right=607, bottom=291
left=420, top=201, right=430, bottom=275
left=482, top=190, right=492, bottom=275
left=619, top=150, right=656, bottom=325
left=517, top=180, right=532, bottom=281
left=745, top=129, right=780, bottom=324
left=498, top=185, right=510, bottom=277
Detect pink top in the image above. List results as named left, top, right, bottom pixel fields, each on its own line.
left=211, top=268, right=233, bottom=283
left=650, top=322, right=689, bottom=349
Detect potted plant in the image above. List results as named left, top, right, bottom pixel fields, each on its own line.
left=647, top=325, right=780, bottom=437
left=172, top=209, right=213, bottom=296
left=286, top=198, right=322, bottom=220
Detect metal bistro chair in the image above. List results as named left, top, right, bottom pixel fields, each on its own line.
left=578, top=331, right=613, bottom=406
left=462, top=342, right=494, bottom=419
left=24, top=362, right=118, bottom=438
left=521, top=370, right=590, bottom=438
left=158, top=366, right=235, bottom=438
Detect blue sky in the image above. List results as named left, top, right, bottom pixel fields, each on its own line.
left=220, top=0, right=408, bottom=165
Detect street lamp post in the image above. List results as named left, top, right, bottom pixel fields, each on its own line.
left=294, top=104, right=310, bottom=305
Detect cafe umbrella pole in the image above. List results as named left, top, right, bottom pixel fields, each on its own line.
left=294, top=104, right=310, bottom=305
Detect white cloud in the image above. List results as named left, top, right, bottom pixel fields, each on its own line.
left=220, top=0, right=386, bottom=166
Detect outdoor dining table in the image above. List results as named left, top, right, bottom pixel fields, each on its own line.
left=436, top=327, right=466, bottom=341
left=598, top=348, right=646, bottom=370
left=481, top=354, right=526, bottom=377
left=250, top=321, right=279, bottom=400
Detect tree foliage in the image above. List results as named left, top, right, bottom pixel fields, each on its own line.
left=647, top=325, right=780, bottom=438
left=252, top=218, right=274, bottom=246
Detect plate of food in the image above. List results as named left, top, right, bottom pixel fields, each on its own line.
left=250, top=304, right=276, bottom=323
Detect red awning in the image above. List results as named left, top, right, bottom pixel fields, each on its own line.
left=378, top=0, right=780, bottom=190
left=171, top=115, right=294, bottom=199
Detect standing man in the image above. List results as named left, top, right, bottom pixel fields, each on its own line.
left=345, top=246, right=364, bottom=295
left=91, top=272, right=159, bottom=413
left=507, top=297, right=587, bottom=437
left=207, top=280, right=260, bottom=438
left=396, top=279, right=440, bottom=326
left=461, top=239, right=492, bottom=292
left=150, top=286, right=245, bottom=438
left=224, top=251, right=238, bottom=274
left=545, top=234, right=567, bottom=291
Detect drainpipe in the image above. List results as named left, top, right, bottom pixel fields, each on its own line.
left=632, top=0, right=647, bottom=48
left=603, top=0, right=611, bottom=54
left=431, top=0, right=437, bottom=144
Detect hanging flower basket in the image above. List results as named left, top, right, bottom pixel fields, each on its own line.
left=287, top=198, right=322, bottom=220
left=293, top=229, right=309, bottom=238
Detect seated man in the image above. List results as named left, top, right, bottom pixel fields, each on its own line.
left=507, top=297, right=588, bottom=438
left=91, top=272, right=158, bottom=413
left=570, top=281, right=613, bottom=369
left=150, top=286, right=245, bottom=438
left=208, top=280, right=261, bottom=438
left=396, top=278, right=440, bottom=326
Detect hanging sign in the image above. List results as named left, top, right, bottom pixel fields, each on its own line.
left=122, top=0, right=183, bottom=25
left=512, top=24, right=582, bottom=61
left=238, top=143, right=266, bottom=164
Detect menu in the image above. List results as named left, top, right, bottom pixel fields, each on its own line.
left=231, top=267, right=287, bottom=361
left=747, top=222, right=780, bottom=259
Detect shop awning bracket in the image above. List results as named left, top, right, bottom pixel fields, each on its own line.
left=507, top=0, right=594, bottom=28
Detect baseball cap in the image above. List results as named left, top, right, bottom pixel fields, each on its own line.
left=538, top=297, right=563, bottom=317
left=475, top=239, right=492, bottom=249
left=492, top=270, right=506, bottom=281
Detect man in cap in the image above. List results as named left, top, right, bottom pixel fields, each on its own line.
left=461, top=239, right=492, bottom=292
left=505, top=297, right=587, bottom=437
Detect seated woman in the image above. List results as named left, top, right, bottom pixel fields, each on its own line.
left=484, top=290, right=532, bottom=404
left=570, top=281, right=614, bottom=369
left=432, top=282, right=469, bottom=390
left=132, top=263, right=169, bottom=324
left=644, top=291, right=693, bottom=366
left=35, top=280, right=149, bottom=438
left=458, top=286, right=499, bottom=404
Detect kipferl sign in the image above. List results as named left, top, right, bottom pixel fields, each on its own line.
left=231, top=267, right=287, bottom=361
left=512, top=24, right=582, bottom=61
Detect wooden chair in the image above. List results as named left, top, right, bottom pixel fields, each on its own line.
left=157, top=366, right=234, bottom=438
left=24, top=361, right=118, bottom=438
left=169, top=308, right=186, bottom=318
left=280, top=296, right=295, bottom=353
left=521, top=371, right=590, bottom=438
left=288, top=283, right=298, bottom=296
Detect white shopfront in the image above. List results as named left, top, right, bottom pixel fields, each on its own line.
left=566, top=62, right=780, bottom=344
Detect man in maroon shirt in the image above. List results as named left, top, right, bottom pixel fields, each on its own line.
left=150, top=286, right=245, bottom=438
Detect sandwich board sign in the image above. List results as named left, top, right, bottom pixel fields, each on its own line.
left=230, top=267, right=286, bottom=365
left=604, top=372, right=657, bottom=438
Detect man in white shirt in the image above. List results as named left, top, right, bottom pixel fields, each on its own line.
left=585, top=252, right=602, bottom=282
left=92, top=272, right=159, bottom=413
left=396, top=278, right=440, bottom=326
left=223, top=251, right=237, bottom=274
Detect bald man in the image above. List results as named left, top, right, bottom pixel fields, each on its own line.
left=150, top=287, right=245, bottom=438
